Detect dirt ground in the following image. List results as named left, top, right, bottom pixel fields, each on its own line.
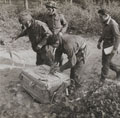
left=0, top=34, right=120, bottom=118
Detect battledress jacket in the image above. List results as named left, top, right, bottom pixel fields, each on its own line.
left=54, top=34, right=86, bottom=71
left=43, top=12, right=68, bottom=35
left=17, top=20, right=52, bottom=52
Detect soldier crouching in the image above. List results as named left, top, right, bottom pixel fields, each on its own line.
left=49, top=34, right=87, bottom=90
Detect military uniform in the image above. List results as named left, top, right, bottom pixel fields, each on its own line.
left=44, top=12, right=68, bottom=35
left=44, top=1, right=68, bottom=35
left=41, top=1, right=68, bottom=66
left=98, top=17, right=120, bottom=80
left=17, top=19, right=53, bottom=65
left=54, top=34, right=86, bottom=86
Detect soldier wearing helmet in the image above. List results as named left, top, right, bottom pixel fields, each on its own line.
left=12, top=12, right=54, bottom=66
left=44, top=1, right=68, bottom=36
left=41, top=1, right=68, bottom=66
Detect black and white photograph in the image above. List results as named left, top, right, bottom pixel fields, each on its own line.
left=0, top=0, right=120, bottom=118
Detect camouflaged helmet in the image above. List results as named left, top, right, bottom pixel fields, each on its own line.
left=45, top=1, right=57, bottom=9
left=19, top=13, right=33, bottom=25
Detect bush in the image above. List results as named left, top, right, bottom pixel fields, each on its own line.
left=58, top=3, right=102, bottom=34
left=51, top=81, right=120, bottom=118
left=1, top=1, right=120, bottom=36
left=28, top=2, right=102, bottom=35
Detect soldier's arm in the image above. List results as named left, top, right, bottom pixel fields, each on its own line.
left=31, top=43, right=38, bottom=52
left=59, top=14, right=68, bottom=34
left=49, top=48, right=63, bottom=74
left=14, top=29, right=28, bottom=41
left=97, top=30, right=104, bottom=49
left=60, top=49, right=76, bottom=72
left=98, top=25, right=105, bottom=43
left=112, top=21, right=120, bottom=51
left=40, top=23, right=52, bottom=46
left=42, top=23, right=52, bottom=37
left=98, top=36, right=103, bottom=43
left=98, top=30, right=105, bottom=44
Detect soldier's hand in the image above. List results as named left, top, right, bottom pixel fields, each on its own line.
left=50, top=63, right=60, bottom=74
left=97, top=43, right=101, bottom=49
left=36, top=44, right=42, bottom=52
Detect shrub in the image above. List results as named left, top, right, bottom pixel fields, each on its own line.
left=58, top=3, right=102, bottom=34
left=51, top=81, right=120, bottom=118
left=1, top=1, right=120, bottom=36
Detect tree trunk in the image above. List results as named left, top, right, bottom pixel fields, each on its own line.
left=65, top=0, right=67, bottom=4
left=70, top=0, right=73, bottom=5
left=102, top=0, right=105, bottom=5
left=4, top=0, right=7, bottom=4
left=24, top=0, right=29, bottom=9
left=9, top=0, right=12, bottom=5
left=41, top=0, right=43, bottom=7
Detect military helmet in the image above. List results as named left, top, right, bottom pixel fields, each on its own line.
left=45, top=1, right=57, bottom=9
left=19, top=13, right=33, bottom=25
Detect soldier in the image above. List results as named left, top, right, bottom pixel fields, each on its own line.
left=49, top=34, right=87, bottom=89
left=44, top=1, right=68, bottom=36
left=97, top=9, right=120, bottom=82
left=12, top=13, right=53, bottom=66
left=43, top=1, right=68, bottom=66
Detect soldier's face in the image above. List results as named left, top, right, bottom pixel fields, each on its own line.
left=99, top=14, right=108, bottom=22
left=20, top=20, right=31, bottom=30
left=25, top=21, right=31, bottom=28
left=47, top=8, right=56, bottom=15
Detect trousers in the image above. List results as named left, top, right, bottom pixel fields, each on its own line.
left=70, top=46, right=87, bottom=86
left=101, top=49, right=120, bottom=79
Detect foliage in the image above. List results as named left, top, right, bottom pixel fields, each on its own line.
left=29, top=1, right=120, bottom=35
left=51, top=81, right=120, bottom=118
left=59, top=3, right=101, bottom=34
left=1, top=1, right=120, bottom=35
left=58, top=1, right=120, bottom=34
